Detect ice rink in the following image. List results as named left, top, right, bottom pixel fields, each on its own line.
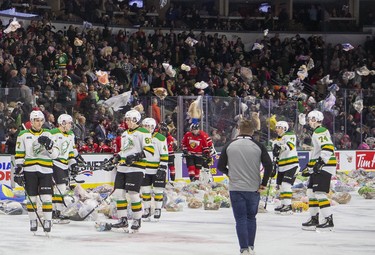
left=0, top=192, right=374, bottom=255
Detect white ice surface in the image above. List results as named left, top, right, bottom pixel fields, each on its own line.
left=0, top=192, right=374, bottom=255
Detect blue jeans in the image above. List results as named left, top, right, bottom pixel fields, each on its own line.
left=230, top=191, right=260, bottom=250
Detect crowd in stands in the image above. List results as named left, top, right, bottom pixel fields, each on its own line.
left=0, top=0, right=375, bottom=154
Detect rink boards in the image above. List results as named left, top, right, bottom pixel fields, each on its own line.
left=1, top=150, right=375, bottom=188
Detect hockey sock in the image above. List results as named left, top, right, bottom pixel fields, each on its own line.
left=153, top=187, right=164, bottom=209
left=307, top=189, right=319, bottom=216
left=280, top=182, right=293, bottom=205
left=129, top=191, right=142, bottom=219
left=26, top=196, right=38, bottom=221
left=141, top=186, right=152, bottom=209
left=40, top=194, right=53, bottom=221
left=315, top=192, right=333, bottom=218
left=113, top=189, right=128, bottom=218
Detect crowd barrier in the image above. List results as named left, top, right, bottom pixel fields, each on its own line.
left=1, top=150, right=374, bottom=189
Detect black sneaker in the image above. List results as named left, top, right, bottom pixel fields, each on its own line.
left=30, top=220, right=38, bottom=232
left=302, top=214, right=319, bottom=231
left=154, top=209, right=161, bottom=219
left=316, top=215, right=334, bottom=231
left=131, top=219, right=141, bottom=230
left=43, top=220, right=52, bottom=232
left=111, top=217, right=129, bottom=228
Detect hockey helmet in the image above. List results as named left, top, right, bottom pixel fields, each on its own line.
left=125, top=109, right=141, bottom=123
left=307, top=110, right=324, bottom=122
left=190, top=123, right=200, bottom=131
left=58, top=114, right=73, bottom=125
left=158, top=122, right=169, bottom=134
left=275, top=121, right=289, bottom=132
left=30, top=110, right=45, bottom=121
left=142, top=117, right=156, bottom=133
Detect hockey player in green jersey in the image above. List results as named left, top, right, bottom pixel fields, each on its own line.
left=272, top=121, right=299, bottom=214
left=14, top=110, right=59, bottom=233
left=302, top=110, right=337, bottom=231
left=110, top=109, right=154, bottom=232
left=50, top=114, right=83, bottom=223
left=141, top=118, right=169, bottom=221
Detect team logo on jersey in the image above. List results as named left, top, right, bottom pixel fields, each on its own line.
left=61, top=141, right=69, bottom=155
left=189, top=140, right=200, bottom=149
left=122, top=137, right=134, bottom=150
left=32, top=140, right=44, bottom=156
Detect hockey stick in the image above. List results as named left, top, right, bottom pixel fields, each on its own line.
left=264, top=157, right=278, bottom=210
left=79, top=188, right=116, bottom=221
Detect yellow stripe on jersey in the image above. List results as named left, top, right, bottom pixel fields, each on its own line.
left=15, top=151, right=26, bottom=158
left=57, top=158, right=69, bottom=164
left=147, top=161, right=159, bottom=168
left=160, top=155, right=169, bottom=162
left=278, top=156, right=299, bottom=166
left=68, top=152, right=75, bottom=159
left=24, top=159, right=53, bottom=167
left=321, top=144, right=334, bottom=152
left=286, top=142, right=295, bottom=151
left=144, top=146, right=155, bottom=155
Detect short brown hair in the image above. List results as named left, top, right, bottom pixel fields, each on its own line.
left=238, top=119, right=255, bottom=135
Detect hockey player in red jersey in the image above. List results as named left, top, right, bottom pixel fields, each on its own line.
left=181, top=123, right=213, bottom=182
left=158, top=122, right=177, bottom=181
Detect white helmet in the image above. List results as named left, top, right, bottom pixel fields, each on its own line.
left=307, top=110, right=324, bottom=122
left=125, top=109, right=141, bottom=123
left=58, top=114, right=73, bottom=125
left=276, top=121, right=289, bottom=132
left=30, top=110, right=45, bottom=121
left=142, top=117, right=156, bottom=133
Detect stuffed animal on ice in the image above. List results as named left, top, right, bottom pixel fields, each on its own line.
left=188, top=96, right=202, bottom=124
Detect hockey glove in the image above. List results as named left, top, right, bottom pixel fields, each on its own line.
left=102, top=158, right=116, bottom=171
left=313, top=157, right=325, bottom=174
left=38, top=136, right=54, bottom=151
left=108, top=154, right=121, bottom=164
left=272, top=144, right=281, bottom=158
left=125, top=152, right=145, bottom=166
left=156, top=165, right=167, bottom=180
left=182, top=149, right=190, bottom=157
left=14, top=165, right=25, bottom=186
left=301, top=167, right=313, bottom=177
left=75, top=154, right=87, bottom=166
left=70, top=163, right=80, bottom=177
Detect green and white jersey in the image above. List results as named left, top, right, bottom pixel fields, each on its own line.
left=117, top=126, right=154, bottom=174
left=275, top=131, right=299, bottom=172
left=145, top=132, right=169, bottom=175
left=15, top=129, right=59, bottom=174
left=50, top=128, right=76, bottom=170
left=307, top=126, right=337, bottom=176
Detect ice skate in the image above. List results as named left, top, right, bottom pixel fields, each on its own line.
left=274, top=205, right=284, bottom=214
left=316, top=215, right=334, bottom=232
left=154, top=208, right=161, bottom=221
left=52, top=210, right=70, bottom=224
left=142, top=208, right=151, bottom=221
left=111, top=217, right=129, bottom=229
left=280, top=205, right=293, bottom=215
left=30, top=220, right=38, bottom=232
left=130, top=218, right=141, bottom=233
left=302, top=214, right=319, bottom=231
left=43, top=220, right=52, bottom=233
